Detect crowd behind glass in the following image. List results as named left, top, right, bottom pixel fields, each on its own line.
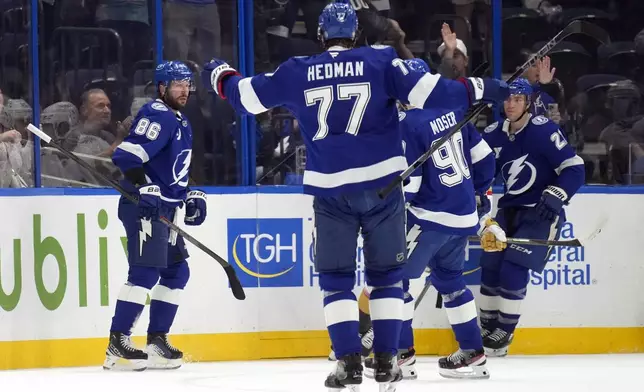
left=2, top=0, right=643, bottom=188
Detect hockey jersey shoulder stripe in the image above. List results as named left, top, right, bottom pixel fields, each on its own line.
left=408, top=73, right=441, bottom=108
left=238, top=77, right=269, bottom=114
left=408, top=205, right=479, bottom=228
left=303, top=156, right=406, bottom=189
left=554, top=155, right=584, bottom=175
left=470, top=139, right=493, bottom=164
left=117, top=141, right=150, bottom=163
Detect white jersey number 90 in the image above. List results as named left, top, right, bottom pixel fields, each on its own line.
left=430, top=132, right=471, bottom=187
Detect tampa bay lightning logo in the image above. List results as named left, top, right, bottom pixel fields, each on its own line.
left=171, top=149, right=192, bottom=186
left=501, top=154, right=537, bottom=195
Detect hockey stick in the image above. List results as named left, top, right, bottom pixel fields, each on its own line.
left=379, top=20, right=610, bottom=199
left=467, top=214, right=607, bottom=247
left=26, top=124, right=246, bottom=301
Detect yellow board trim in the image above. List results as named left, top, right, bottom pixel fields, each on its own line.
left=1, top=327, right=644, bottom=370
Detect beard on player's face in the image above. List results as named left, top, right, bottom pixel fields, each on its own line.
left=160, top=83, right=189, bottom=110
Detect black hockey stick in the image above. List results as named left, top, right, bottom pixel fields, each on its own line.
left=379, top=20, right=610, bottom=199
left=26, top=124, right=246, bottom=301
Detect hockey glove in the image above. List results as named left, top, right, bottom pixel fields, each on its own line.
left=479, top=218, right=507, bottom=252
left=137, top=184, right=161, bottom=220
left=203, top=58, right=240, bottom=99
left=535, top=185, right=566, bottom=222
left=184, top=190, right=207, bottom=226
left=462, top=77, right=509, bottom=104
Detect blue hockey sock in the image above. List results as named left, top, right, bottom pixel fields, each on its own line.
left=399, top=291, right=415, bottom=350
left=443, top=287, right=482, bottom=351
left=370, top=284, right=403, bottom=355
left=148, top=285, right=182, bottom=333
left=498, top=261, right=530, bottom=334
left=479, top=267, right=501, bottom=332
left=110, top=283, right=149, bottom=333
left=324, top=290, right=361, bottom=357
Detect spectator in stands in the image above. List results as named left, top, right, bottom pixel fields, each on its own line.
left=63, top=88, right=114, bottom=152
left=163, top=0, right=221, bottom=67
left=518, top=50, right=562, bottom=123
left=40, top=101, right=80, bottom=186
left=450, top=0, right=489, bottom=55
left=437, top=23, right=469, bottom=79
left=95, top=0, right=152, bottom=74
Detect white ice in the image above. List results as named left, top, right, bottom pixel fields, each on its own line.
left=0, top=354, right=639, bottom=392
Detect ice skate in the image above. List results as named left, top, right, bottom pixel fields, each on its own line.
left=364, top=348, right=417, bottom=380
left=370, top=352, right=402, bottom=392
left=103, top=332, right=148, bottom=371
left=483, top=328, right=513, bottom=357
left=325, top=353, right=363, bottom=392
left=146, top=333, right=183, bottom=369
left=438, top=348, right=490, bottom=379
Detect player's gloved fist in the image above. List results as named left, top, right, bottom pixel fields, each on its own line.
left=184, top=190, right=207, bottom=226
left=202, top=58, right=240, bottom=99
left=480, top=219, right=507, bottom=252
left=137, top=184, right=162, bottom=220
left=467, top=77, right=509, bottom=104
left=535, top=185, right=567, bottom=222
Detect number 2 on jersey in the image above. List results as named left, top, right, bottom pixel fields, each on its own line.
left=305, top=82, right=371, bottom=140
left=431, top=132, right=471, bottom=187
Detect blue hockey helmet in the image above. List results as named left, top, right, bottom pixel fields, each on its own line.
left=155, top=61, right=195, bottom=91
left=318, top=0, right=358, bottom=42
left=508, top=78, right=533, bottom=98
left=404, top=58, right=431, bottom=74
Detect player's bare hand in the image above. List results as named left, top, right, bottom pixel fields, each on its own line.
left=480, top=219, right=507, bottom=252
left=537, top=56, right=556, bottom=84
left=0, top=129, right=22, bottom=143
left=441, top=23, right=457, bottom=53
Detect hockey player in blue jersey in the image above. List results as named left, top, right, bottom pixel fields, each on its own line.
left=203, top=1, right=509, bottom=389
left=356, top=58, right=504, bottom=380
left=103, top=61, right=207, bottom=371
left=478, top=78, right=585, bottom=357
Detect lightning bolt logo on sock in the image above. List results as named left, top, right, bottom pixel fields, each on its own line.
left=139, top=218, right=153, bottom=256
left=502, top=154, right=537, bottom=195
left=406, top=224, right=421, bottom=258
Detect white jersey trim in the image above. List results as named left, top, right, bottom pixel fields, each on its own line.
left=404, top=175, right=422, bottom=194
left=408, top=205, right=479, bottom=228
left=303, top=156, right=407, bottom=189
left=470, top=139, right=493, bottom=164
left=238, top=77, right=269, bottom=114
left=555, top=155, right=584, bottom=175
left=117, top=141, right=150, bottom=163
left=408, top=73, right=441, bottom=108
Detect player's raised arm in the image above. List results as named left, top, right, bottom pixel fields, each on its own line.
left=201, top=57, right=293, bottom=116
left=385, top=53, right=509, bottom=110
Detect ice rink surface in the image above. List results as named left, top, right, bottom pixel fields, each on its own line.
left=0, top=354, right=640, bottom=392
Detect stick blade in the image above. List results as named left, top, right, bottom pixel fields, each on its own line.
left=577, top=20, right=611, bottom=45
left=224, top=265, right=247, bottom=300
left=27, top=123, right=52, bottom=144
left=578, top=214, right=608, bottom=247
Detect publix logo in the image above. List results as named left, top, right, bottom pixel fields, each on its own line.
left=530, top=222, right=594, bottom=290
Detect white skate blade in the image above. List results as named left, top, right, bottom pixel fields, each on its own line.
left=438, top=364, right=490, bottom=380
left=484, top=345, right=509, bottom=357
left=401, top=364, right=418, bottom=380
left=102, top=355, right=147, bottom=371
left=378, top=380, right=400, bottom=392
left=146, top=353, right=182, bottom=370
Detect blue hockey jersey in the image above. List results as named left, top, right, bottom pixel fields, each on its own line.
left=221, top=45, right=480, bottom=196
left=483, top=114, right=585, bottom=209
left=112, top=99, right=193, bottom=207
left=401, top=107, right=495, bottom=235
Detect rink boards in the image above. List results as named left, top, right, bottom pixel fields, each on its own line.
left=0, top=186, right=643, bottom=369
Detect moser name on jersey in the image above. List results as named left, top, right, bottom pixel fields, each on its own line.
left=429, top=111, right=457, bottom=135
left=307, top=61, right=365, bottom=81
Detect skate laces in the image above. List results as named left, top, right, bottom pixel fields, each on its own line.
left=119, top=334, right=138, bottom=352
left=488, top=328, right=507, bottom=342
left=162, top=335, right=180, bottom=352
left=447, top=349, right=466, bottom=364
